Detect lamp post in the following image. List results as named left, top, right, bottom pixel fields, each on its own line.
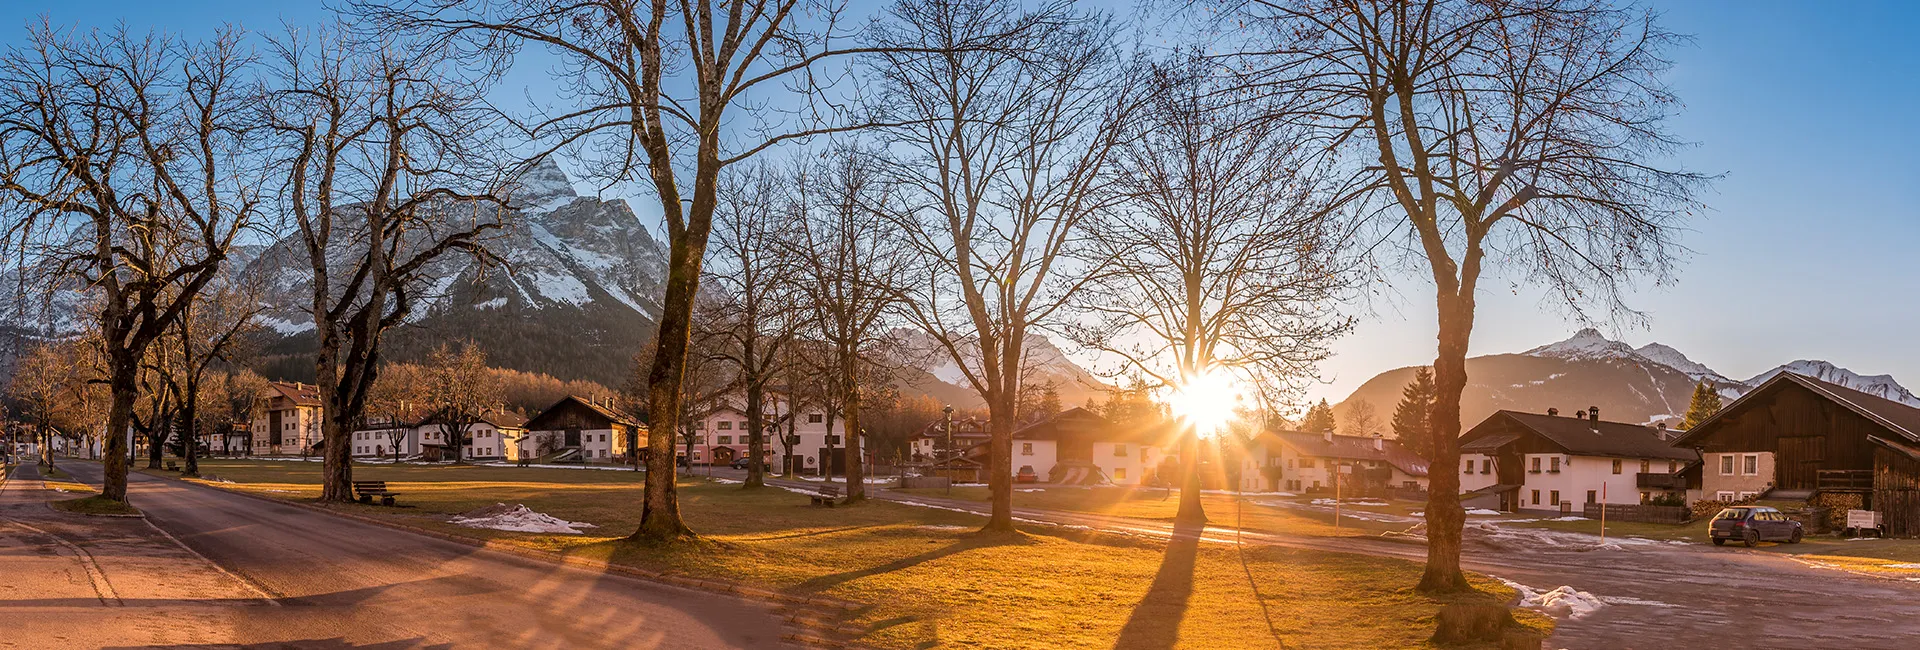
left=943, top=405, right=955, bottom=496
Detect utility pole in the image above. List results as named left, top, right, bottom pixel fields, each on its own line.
left=943, top=405, right=954, bottom=496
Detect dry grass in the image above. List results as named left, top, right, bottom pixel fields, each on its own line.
left=165, top=458, right=1546, bottom=649
left=50, top=495, right=142, bottom=516
left=893, top=485, right=1422, bottom=538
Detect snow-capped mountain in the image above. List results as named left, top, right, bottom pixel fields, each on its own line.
left=245, top=158, right=670, bottom=386
left=1338, top=328, right=1920, bottom=430
left=890, top=328, right=1113, bottom=410
left=1743, top=360, right=1920, bottom=407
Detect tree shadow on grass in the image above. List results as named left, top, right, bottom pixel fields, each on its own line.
left=1111, top=521, right=1201, bottom=650
left=791, top=529, right=1037, bottom=594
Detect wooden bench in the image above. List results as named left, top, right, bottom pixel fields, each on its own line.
left=353, top=480, right=400, bottom=506
left=809, top=485, right=842, bottom=507
left=165, top=461, right=179, bottom=472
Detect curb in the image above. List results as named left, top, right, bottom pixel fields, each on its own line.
left=142, top=471, right=876, bottom=648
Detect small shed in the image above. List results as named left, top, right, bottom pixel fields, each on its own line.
left=1870, top=435, right=1920, bottom=536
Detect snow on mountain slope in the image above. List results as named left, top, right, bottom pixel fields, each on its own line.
left=1633, top=343, right=1729, bottom=383
left=1742, top=360, right=1920, bottom=408
left=1524, top=328, right=1645, bottom=362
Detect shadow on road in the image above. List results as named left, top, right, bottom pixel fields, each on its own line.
left=1111, top=521, right=1201, bottom=650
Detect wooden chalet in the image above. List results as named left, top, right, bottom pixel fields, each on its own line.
left=1673, top=372, right=1920, bottom=534
left=523, top=395, right=646, bottom=463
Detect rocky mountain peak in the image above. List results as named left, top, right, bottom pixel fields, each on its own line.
left=1523, top=327, right=1642, bottom=362
left=505, top=157, right=580, bottom=212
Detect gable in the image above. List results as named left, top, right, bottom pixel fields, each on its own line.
left=1674, top=377, right=1899, bottom=470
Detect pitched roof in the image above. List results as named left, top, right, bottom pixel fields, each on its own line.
left=1260, top=430, right=1431, bottom=477
left=1674, top=372, right=1920, bottom=447
left=269, top=382, right=322, bottom=408
left=1474, top=410, right=1695, bottom=461
left=527, top=395, right=640, bottom=430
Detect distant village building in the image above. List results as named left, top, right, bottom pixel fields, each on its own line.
left=1241, top=430, right=1431, bottom=494
left=684, top=396, right=848, bottom=474
left=922, top=408, right=1171, bottom=486
left=1458, top=407, right=1696, bottom=513
left=520, top=395, right=645, bottom=463
left=252, top=382, right=323, bottom=456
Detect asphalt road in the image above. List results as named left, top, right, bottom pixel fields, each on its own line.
left=21, top=462, right=797, bottom=650
left=716, top=467, right=1920, bottom=649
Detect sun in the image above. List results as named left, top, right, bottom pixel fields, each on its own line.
left=1167, top=368, right=1243, bottom=437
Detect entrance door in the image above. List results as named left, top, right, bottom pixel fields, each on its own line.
left=1777, top=436, right=1824, bottom=489
left=712, top=447, right=736, bottom=465
left=565, top=429, right=582, bottom=447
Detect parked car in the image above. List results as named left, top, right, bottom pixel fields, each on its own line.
left=1015, top=465, right=1039, bottom=483
left=1710, top=505, right=1803, bottom=546
left=731, top=457, right=770, bottom=471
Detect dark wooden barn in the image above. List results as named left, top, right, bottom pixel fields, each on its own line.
left=1870, top=435, right=1920, bottom=536
left=1670, top=372, right=1920, bottom=495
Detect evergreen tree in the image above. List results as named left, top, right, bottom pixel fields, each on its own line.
left=1392, top=367, right=1437, bottom=459
left=1682, top=381, right=1723, bottom=430
left=1300, top=398, right=1337, bottom=434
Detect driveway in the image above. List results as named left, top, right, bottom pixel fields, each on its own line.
left=714, top=468, right=1920, bottom=649
left=22, top=462, right=796, bottom=649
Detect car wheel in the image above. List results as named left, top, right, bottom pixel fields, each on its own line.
left=1790, top=528, right=1803, bottom=544
left=1712, top=538, right=1725, bottom=546
left=1743, top=529, right=1759, bottom=548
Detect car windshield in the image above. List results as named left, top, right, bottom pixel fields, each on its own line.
left=1712, top=508, right=1749, bottom=521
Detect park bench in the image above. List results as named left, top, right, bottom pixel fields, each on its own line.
left=165, top=461, right=179, bottom=472
left=352, top=480, right=401, bottom=506
left=809, top=484, right=842, bottom=507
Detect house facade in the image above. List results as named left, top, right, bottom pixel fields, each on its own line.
left=1241, top=430, right=1431, bottom=494
left=1458, top=407, right=1696, bottom=513
left=521, top=395, right=645, bottom=464
left=909, top=416, right=990, bottom=462
left=1672, top=372, right=1920, bottom=531
left=971, top=408, right=1170, bottom=486
left=350, top=412, right=529, bottom=462
left=681, top=397, right=847, bottom=474
left=251, top=382, right=323, bottom=456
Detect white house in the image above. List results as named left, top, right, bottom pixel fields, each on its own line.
left=944, top=408, right=1170, bottom=486
left=251, top=382, right=323, bottom=456
left=683, top=396, right=849, bottom=474
left=1240, top=430, right=1431, bottom=494
left=1458, top=407, right=1698, bottom=513
left=521, top=395, right=646, bottom=464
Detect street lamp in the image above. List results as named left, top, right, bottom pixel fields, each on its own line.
left=942, top=405, right=955, bottom=496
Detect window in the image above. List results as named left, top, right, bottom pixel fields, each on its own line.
left=1549, top=457, right=1561, bottom=473
left=694, top=421, right=704, bottom=430
left=1550, top=490, right=1560, bottom=506
left=1115, top=468, right=1127, bottom=480
left=1530, top=457, right=1541, bottom=473
left=1611, top=459, right=1622, bottom=474
left=1464, top=459, right=1475, bottom=474
left=1668, top=460, right=1678, bottom=473
left=1738, top=491, right=1757, bottom=501
left=717, top=421, right=733, bottom=430
left=1742, top=454, right=1759, bottom=476
left=1640, top=459, right=1651, bottom=474
left=1532, top=489, right=1541, bottom=505
left=1586, top=490, right=1597, bottom=504
left=1021, top=443, right=1034, bottom=456
left=1301, top=458, right=1315, bottom=469
left=1311, top=481, right=1321, bottom=489
left=1287, top=458, right=1295, bottom=469
left=738, top=421, right=749, bottom=430
left=600, top=434, right=607, bottom=442
left=1716, top=491, right=1735, bottom=501
left=718, top=436, right=732, bottom=445
left=1113, top=444, right=1128, bottom=457
left=1719, top=455, right=1734, bottom=475
left=807, top=413, right=824, bottom=424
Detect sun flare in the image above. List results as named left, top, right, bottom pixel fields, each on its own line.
left=1167, top=368, right=1243, bottom=437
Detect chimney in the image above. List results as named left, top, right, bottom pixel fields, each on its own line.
left=1323, top=428, right=1333, bottom=443
left=1547, top=407, right=1559, bottom=417
left=1589, top=406, right=1600, bottom=432
left=1372, top=433, right=1383, bottom=451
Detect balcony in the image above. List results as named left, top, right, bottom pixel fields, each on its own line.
left=1818, top=469, right=1873, bottom=491
left=1636, top=472, right=1685, bottom=490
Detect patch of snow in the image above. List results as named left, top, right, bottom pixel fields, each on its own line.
left=258, top=316, right=315, bottom=336
left=474, top=297, right=507, bottom=310
left=1016, top=488, right=1046, bottom=492
left=1547, top=516, right=1590, bottom=521
left=1309, top=498, right=1389, bottom=507
left=450, top=503, right=599, bottom=535
left=1741, top=360, right=1920, bottom=408
left=1497, top=578, right=1607, bottom=620
left=1634, top=342, right=1727, bottom=381
left=1466, top=508, right=1503, bottom=515
left=1524, top=328, right=1642, bottom=363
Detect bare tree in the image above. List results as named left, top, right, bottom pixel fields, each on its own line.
left=262, top=24, right=511, bottom=501
left=162, top=276, right=265, bottom=476
left=1229, top=0, right=1709, bottom=592
left=1339, top=400, right=1381, bottom=438
left=423, top=341, right=503, bottom=463
left=5, top=342, right=80, bottom=467
left=703, top=164, right=805, bottom=488
left=1070, top=57, right=1350, bottom=524
left=0, top=26, right=266, bottom=501
left=870, top=0, right=1138, bottom=530
left=366, top=362, right=425, bottom=461
left=361, top=0, right=1008, bottom=541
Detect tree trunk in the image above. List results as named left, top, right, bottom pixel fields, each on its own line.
left=147, top=413, right=167, bottom=469
left=316, top=324, right=357, bottom=502
left=841, top=361, right=865, bottom=502
left=181, top=390, right=199, bottom=477
left=37, top=422, right=51, bottom=467
left=635, top=258, right=696, bottom=541
left=1175, top=431, right=1206, bottom=524
left=982, top=396, right=1016, bottom=532
left=1418, top=290, right=1474, bottom=594
left=744, top=380, right=765, bottom=489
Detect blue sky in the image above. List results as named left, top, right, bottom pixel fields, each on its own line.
left=6, top=2, right=1917, bottom=405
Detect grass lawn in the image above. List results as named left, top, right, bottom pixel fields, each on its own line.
left=893, top=485, right=1425, bottom=538
left=147, top=458, right=1546, bottom=648
left=50, top=494, right=144, bottom=516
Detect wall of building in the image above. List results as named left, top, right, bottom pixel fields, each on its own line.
left=1091, top=441, right=1161, bottom=486
left=1460, top=453, right=1500, bottom=492
left=252, top=406, right=321, bottom=456
left=1515, top=453, right=1671, bottom=510
left=1013, top=439, right=1058, bottom=479
left=1701, top=451, right=1775, bottom=501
